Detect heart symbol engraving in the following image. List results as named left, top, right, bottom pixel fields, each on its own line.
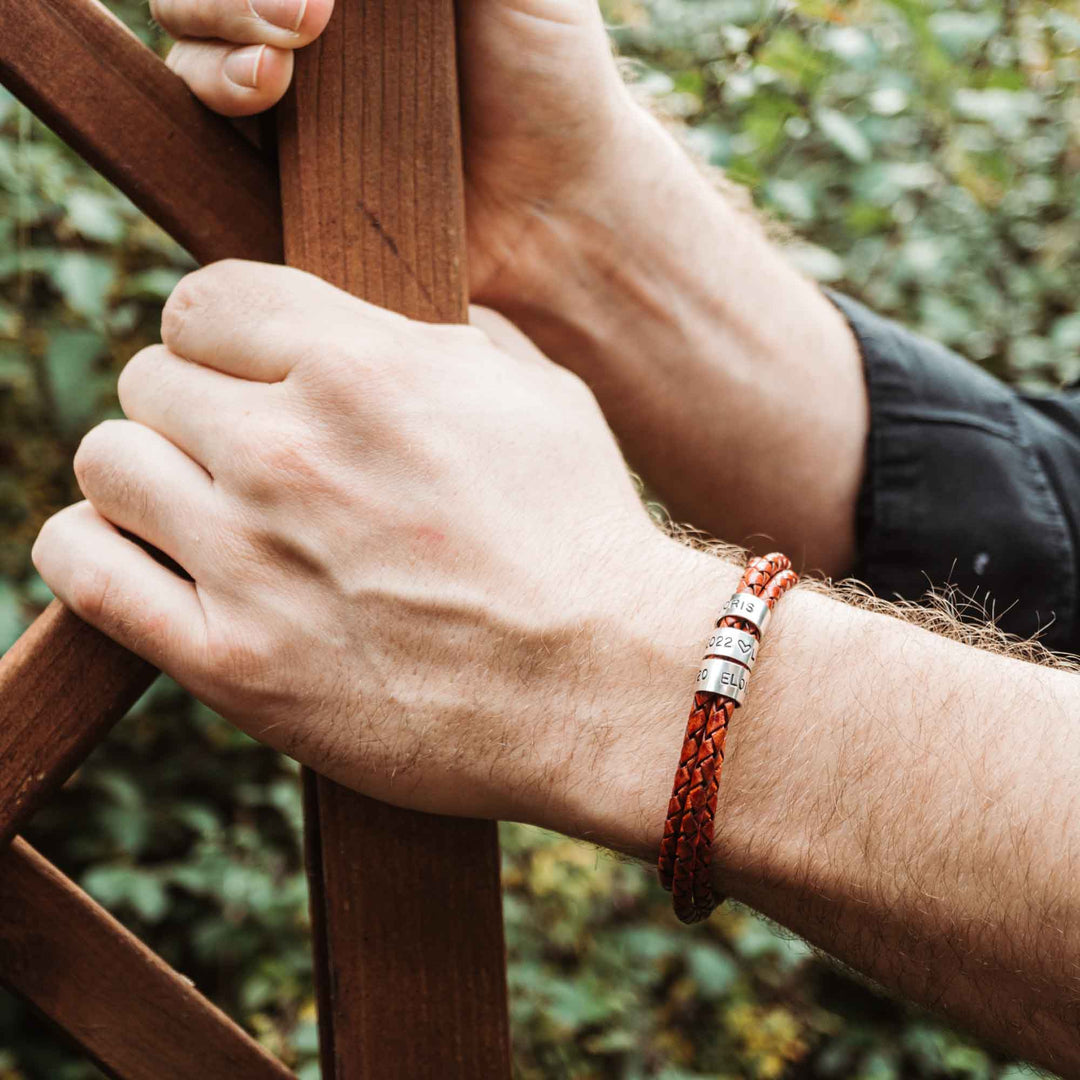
left=737, top=639, right=752, bottom=654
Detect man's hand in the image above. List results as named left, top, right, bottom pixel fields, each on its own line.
left=27, top=272, right=1080, bottom=1073
left=155, top=0, right=634, bottom=304
left=156, top=0, right=868, bottom=577
left=31, top=260, right=713, bottom=828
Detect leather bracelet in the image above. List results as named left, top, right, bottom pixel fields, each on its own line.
left=658, top=553, right=798, bottom=923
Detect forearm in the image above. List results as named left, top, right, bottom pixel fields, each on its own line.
left=487, top=108, right=868, bottom=575
left=555, top=539, right=1080, bottom=1071
left=724, top=586, right=1080, bottom=1070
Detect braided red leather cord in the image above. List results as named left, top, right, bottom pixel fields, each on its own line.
left=656, top=554, right=788, bottom=892
left=658, top=553, right=798, bottom=923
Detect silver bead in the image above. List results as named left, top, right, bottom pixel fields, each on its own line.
left=702, top=627, right=758, bottom=670
left=694, top=657, right=750, bottom=705
left=721, top=592, right=771, bottom=635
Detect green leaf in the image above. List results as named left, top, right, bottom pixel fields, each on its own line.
left=82, top=865, right=170, bottom=923
left=856, top=1050, right=899, bottom=1080
left=787, top=242, right=846, bottom=282
left=953, top=88, right=1041, bottom=139
left=766, top=178, right=816, bottom=222
left=65, top=190, right=125, bottom=245
left=48, top=252, right=116, bottom=322
left=686, top=944, right=738, bottom=998
left=929, top=12, right=1000, bottom=56
left=815, top=107, right=872, bottom=163
left=123, top=266, right=185, bottom=301
left=291, top=1020, right=321, bottom=1055
left=43, top=326, right=107, bottom=432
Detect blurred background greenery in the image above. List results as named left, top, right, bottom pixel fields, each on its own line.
left=0, top=0, right=1075, bottom=1075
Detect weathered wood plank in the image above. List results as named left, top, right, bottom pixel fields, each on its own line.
left=0, top=0, right=282, bottom=265
left=0, top=838, right=296, bottom=1079
left=278, top=0, right=512, bottom=1073
left=0, top=602, right=156, bottom=848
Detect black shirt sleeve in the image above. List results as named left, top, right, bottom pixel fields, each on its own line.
left=828, top=291, right=1080, bottom=655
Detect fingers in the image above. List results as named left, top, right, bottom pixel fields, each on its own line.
left=161, top=260, right=395, bottom=381
left=158, top=0, right=333, bottom=116
left=73, top=419, right=217, bottom=574
left=32, top=501, right=207, bottom=675
left=167, top=41, right=294, bottom=117
left=153, top=0, right=333, bottom=47
left=118, top=345, right=268, bottom=470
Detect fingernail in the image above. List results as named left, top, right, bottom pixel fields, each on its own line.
left=250, top=0, right=307, bottom=31
left=224, top=44, right=266, bottom=89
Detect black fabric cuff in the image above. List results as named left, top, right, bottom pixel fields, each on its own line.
left=828, top=290, right=1077, bottom=652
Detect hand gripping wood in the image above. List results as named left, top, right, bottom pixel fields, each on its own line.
left=0, top=0, right=513, bottom=1073
left=278, top=1, right=512, bottom=1074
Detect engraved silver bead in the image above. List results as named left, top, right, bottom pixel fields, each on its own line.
left=721, top=591, right=771, bottom=635
left=694, top=657, right=750, bottom=706
left=702, top=627, right=758, bottom=670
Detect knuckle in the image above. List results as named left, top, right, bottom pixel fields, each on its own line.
left=74, top=423, right=150, bottom=517
left=117, top=347, right=163, bottom=412
left=161, top=276, right=200, bottom=351
left=161, top=262, right=239, bottom=349
left=259, top=434, right=311, bottom=478
left=233, top=421, right=325, bottom=501
left=31, top=511, right=63, bottom=568
left=73, top=421, right=121, bottom=488
left=68, top=561, right=115, bottom=625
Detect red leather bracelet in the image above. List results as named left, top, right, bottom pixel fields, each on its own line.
left=658, top=553, right=798, bottom=923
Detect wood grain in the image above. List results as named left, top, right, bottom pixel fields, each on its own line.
left=0, top=602, right=156, bottom=848
left=0, top=0, right=282, bottom=266
left=0, top=839, right=295, bottom=1079
left=278, top=0, right=512, bottom=1074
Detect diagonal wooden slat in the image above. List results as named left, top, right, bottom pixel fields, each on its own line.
left=0, top=602, right=155, bottom=848
left=0, top=8, right=295, bottom=1068
left=0, top=0, right=282, bottom=847
left=0, top=838, right=296, bottom=1079
left=0, top=0, right=282, bottom=266
left=278, top=0, right=513, bottom=1073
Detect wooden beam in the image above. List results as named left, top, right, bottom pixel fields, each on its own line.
left=0, top=839, right=296, bottom=1079
left=0, top=0, right=282, bottom=266
left=277, top=0, right=513, bottom=1074
left=0, top=602, right=155, bottom=848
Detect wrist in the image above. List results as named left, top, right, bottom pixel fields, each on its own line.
left=486, top=107, right=868, bottom=575
left=524, top=533, right=742, bottom=861
left=479, top=105, right=720, bottom=358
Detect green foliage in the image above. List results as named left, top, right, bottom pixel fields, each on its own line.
left=0, top=0, right=1075, bottom=1076
left=610, top=0, right=1080, bottom=390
